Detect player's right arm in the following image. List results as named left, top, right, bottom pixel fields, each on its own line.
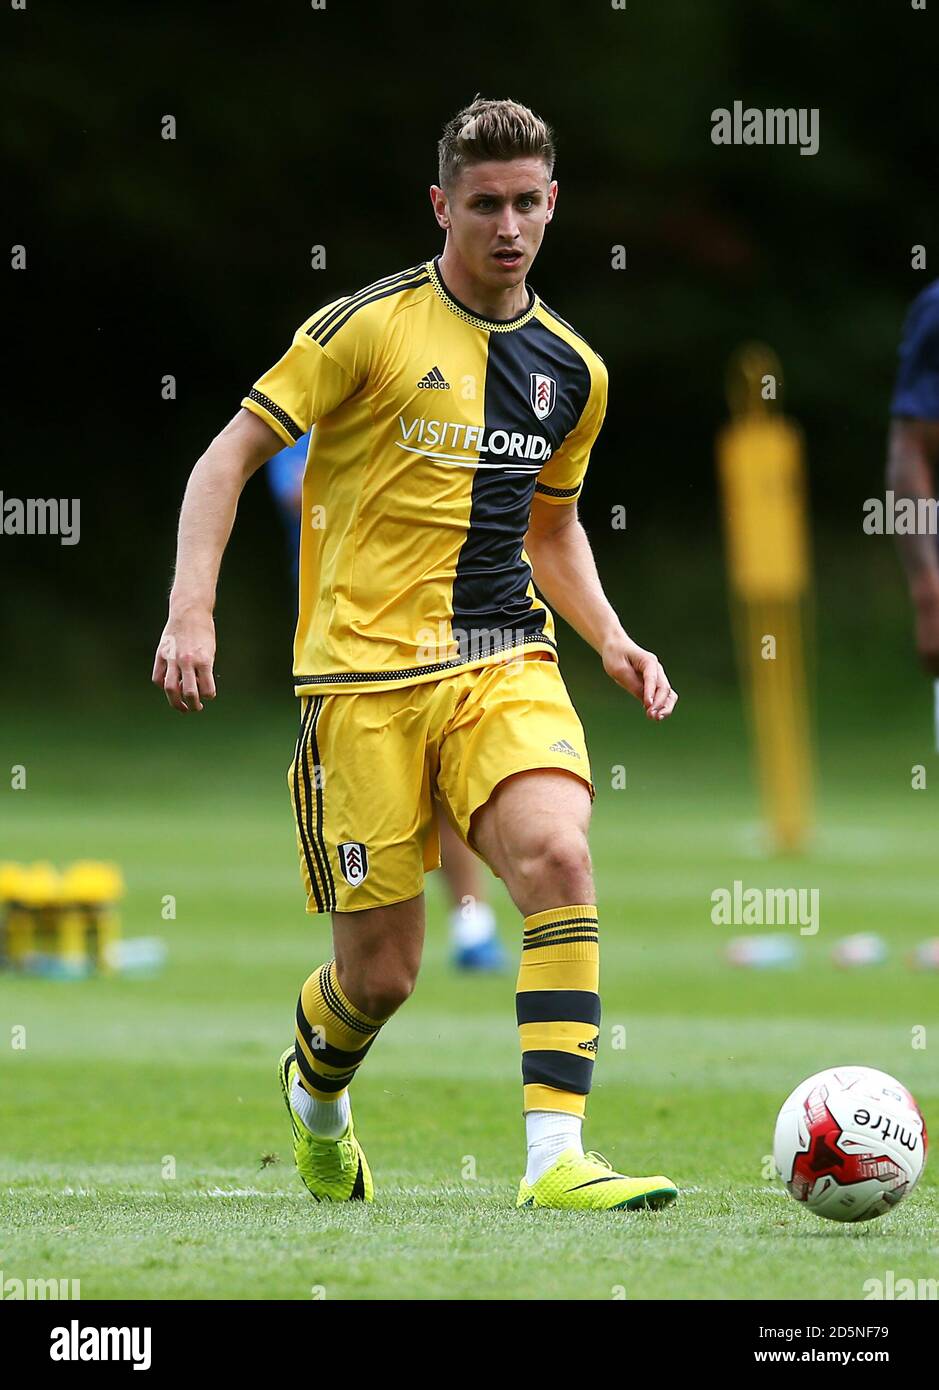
left=152, top=409, right=283, bottom=713
left=886, top=416, right=939, bottom=673
left=153, top=299, right=367, bottom=712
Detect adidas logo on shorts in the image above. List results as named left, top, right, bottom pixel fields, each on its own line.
left=549, top=739, right=580, bottom=758
left=417, top=366, right=451, bottom=390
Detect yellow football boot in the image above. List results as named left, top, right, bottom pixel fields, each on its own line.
left=278, top=1047, right=373, bottom=1202
left=517, top=1148, right=677, bottom=1211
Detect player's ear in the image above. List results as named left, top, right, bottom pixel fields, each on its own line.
left=429, top=184, right=451, bottom=230
left=544, top=179, right=558, bottom=224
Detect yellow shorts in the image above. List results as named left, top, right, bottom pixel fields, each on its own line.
left=287, top=651, right=595, bottom=914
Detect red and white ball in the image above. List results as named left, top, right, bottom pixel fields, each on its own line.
left=774, top=1066, right=927, bottom=1222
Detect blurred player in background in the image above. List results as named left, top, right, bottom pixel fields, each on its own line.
left=267, top=433, right=306, bottom=582
left=268, top=433, right=507, bottom=970
left=887, top=279, right=939, bottom=675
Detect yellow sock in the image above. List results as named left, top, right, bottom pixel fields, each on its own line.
left=295, top=960, right=387, bottom=1102
left=516, top=904, right=600, bottom=1117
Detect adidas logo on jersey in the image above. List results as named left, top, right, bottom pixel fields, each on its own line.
left=417, top=366, right=450, bottom=390
left=549, top=739, right=580, bottom=758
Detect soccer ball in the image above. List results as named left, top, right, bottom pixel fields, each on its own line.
left=774, top=1066, right=927, bottom=1222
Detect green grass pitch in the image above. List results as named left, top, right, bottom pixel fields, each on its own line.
left=1, top=676, right=937, bottom=1300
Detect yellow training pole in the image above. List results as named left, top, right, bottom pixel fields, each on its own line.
left=717, top=344, right=814, bottom=853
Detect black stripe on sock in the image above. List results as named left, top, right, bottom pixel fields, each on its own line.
left=521, top=1048, right=594, bottom=1094
left=320, top=963, right=377, bottom=1037
left=522, top=931, right=599, bottom=951
left=293, top=1044, right=358, bottom=1095
left=523, top=915, right=599, bottom=935
left=295, top=996, right=376, bottom=1066
left=515, top=990, right=601, bottom=1027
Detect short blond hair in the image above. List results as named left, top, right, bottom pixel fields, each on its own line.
left=437, top=96, right=555, bottom=189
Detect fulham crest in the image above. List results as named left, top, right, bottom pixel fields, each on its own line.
left=338, top=841, right=369, bottom=886
left=530, top=373, right=556, bottom=421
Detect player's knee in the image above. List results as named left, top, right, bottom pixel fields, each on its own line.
left=348, top=962, right=417, bottom=1022
left=518, top=829, right=593, bottom=898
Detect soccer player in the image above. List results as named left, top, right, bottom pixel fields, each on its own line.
left=887, top=278, right=939, bottom=674
left=268, top=434, right=507, bottom=968
left=153, top=97, right=679, bottom=1211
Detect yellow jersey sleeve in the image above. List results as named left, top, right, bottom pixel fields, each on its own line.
left=533, top=356, right=608, bottom=505
left=241, top=302, right=370, bottom=446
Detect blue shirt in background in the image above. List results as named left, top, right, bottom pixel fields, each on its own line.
left=891, top=280, right=939, bottom=420
left=267, top=432, right=309, bottom=581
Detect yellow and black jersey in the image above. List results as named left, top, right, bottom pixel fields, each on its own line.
left=242, top=256, right=608, bottom=695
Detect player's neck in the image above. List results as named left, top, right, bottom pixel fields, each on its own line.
left=436, top=246, right=530, bottom=322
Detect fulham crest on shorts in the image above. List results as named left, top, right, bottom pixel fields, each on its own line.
left=338, top=841, right=369, bottom=886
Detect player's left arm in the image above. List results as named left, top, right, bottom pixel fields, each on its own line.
left=524, top=498, right=677, bottom=721
left=525, top=351, right=676, bottom=720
